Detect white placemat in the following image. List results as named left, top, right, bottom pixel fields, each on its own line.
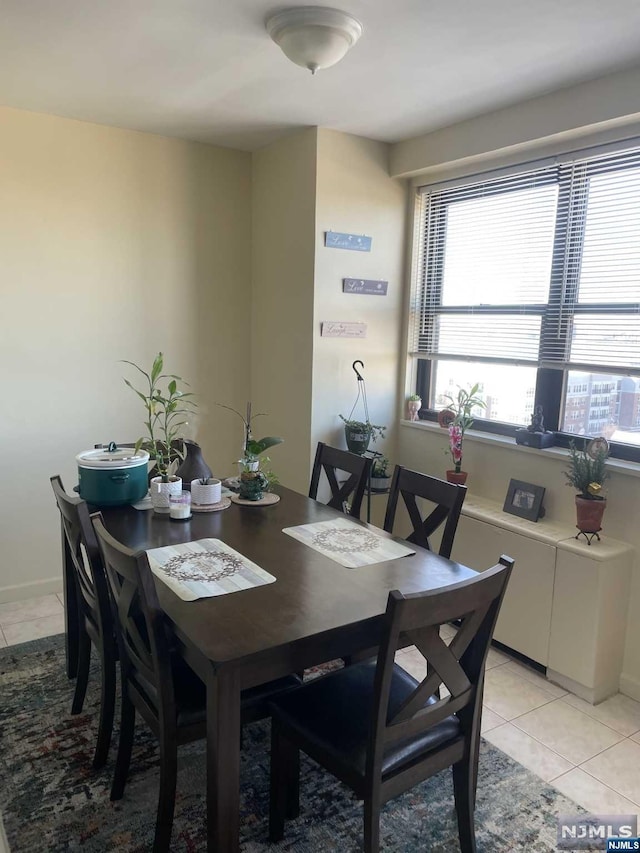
left=146, top=538, right=276, bottom=601
left=282, top=517, right=415, bottom=568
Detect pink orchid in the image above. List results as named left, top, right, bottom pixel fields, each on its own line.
left=448, top=423, right=463, bottom=472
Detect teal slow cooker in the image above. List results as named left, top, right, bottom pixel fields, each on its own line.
left=76, top=443, right=150, bottom=506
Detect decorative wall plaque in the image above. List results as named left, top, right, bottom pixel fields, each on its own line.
left=324, top=231, right=372, bottom=252
left=321, top=321, right=367, bottom=338
left=342, top=278, right=388, bottom=295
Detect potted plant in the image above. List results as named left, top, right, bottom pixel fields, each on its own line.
left=407, top=393, right=422, bottom=421
left=439, top=383, right=485, bottom=484
left=217, top=402, right=283, bottom=501
left=339, top=415, right=386, bottom=455
left=371, top=456, right=392, bottom=491
left=123, top=352, right=196, bottom=514
left=564, top=439, right=609, bottom=541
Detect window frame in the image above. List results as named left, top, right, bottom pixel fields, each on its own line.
left=411, top=144, right=640, bottom=464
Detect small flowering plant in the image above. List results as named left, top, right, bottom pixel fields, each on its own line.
left=448, top=423, right=464, bottom=473
left=439, top=383, right=485, bottom=473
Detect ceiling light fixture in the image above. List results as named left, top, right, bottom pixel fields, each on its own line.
left=266, top=6, right=363, bottom=75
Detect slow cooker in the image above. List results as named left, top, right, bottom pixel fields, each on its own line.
left=76, top=442, right=150, bottom=506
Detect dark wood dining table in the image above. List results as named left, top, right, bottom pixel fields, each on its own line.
left=65, top=485, right=477, bottom=852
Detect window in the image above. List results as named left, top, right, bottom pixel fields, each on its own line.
left=411, top=143, right=640, bottom=459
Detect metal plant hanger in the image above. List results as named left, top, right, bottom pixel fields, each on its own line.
left=347, top=360, right=370, bottom=424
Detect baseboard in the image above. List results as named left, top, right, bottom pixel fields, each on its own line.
left=0, top=577, right=62, bottom=604
left=619, top=672, right=640, bottom=702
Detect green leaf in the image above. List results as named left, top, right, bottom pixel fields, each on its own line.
left=150, top=353, right=164, bottom=384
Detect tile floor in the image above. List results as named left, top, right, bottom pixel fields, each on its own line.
left=1, top=595, right=640, bottom=850
left=398, top=622, right=640, bottom=821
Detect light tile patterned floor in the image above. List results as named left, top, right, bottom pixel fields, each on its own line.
left=1, top=595, right=640, bottom=844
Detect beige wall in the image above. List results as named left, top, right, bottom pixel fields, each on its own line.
left=250, top=129, right=317, bottom=494
left=313, top=130, right=407, bottom=521
left=0, top=106, right=252, bottom=600
left=391, top=64, right=640, bottom=180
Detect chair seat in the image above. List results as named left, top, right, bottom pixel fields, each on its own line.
left=270, top=660, right=460, bottom=780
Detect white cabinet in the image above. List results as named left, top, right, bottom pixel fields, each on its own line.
left=449, top=496, right=633, bottom=702
left=451, top=516, right=556, bottom=664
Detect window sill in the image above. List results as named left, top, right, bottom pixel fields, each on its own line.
left=400, top=419, right=640, bottom=479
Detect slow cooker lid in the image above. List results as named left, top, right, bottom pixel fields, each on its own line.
left=76, top=443, right=150, bottom=469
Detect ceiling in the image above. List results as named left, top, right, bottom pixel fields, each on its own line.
left=2, top=0, right=640, bottom=152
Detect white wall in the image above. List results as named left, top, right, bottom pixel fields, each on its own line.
left=0, top=106, right=252, bottom=600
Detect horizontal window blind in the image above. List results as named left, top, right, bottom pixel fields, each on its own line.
left=414, top=146, right=640, bottom=378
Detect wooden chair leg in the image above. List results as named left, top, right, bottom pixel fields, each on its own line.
left=92, top=646, right=116, bottom=769
left=284, top=739, right=300, bottom=820
left=363, top=793, right=381, bottom=853
left=71, top=630, right=91, bottom=715
left=453, top=757, right=477, bottom=853
left=111, top=692, right=135, bottom=801
left=153, top=737, right=178, bottom=853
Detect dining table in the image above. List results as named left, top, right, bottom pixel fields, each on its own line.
left=66, top=485, right=478, bottom=853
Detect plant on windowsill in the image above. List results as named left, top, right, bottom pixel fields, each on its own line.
left=407, top=394, right=422, bottom=422
left=564, top=439, right=609, bottom=542
left=371, top=456, right=392, bottom=491
left=122, top=352, right=197, bottom=514
left=438, top=383, right=485, bottom=485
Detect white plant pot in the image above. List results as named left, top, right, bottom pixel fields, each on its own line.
left=150, top=476, right=182, bottom=514
left=371, top=476, right=392, bottom=491
left=191, top=478, right=222, bottom=506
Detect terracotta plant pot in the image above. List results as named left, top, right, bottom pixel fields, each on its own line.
left=575, top=495, right=606, bottom=533
left=446, top=470, right=468, bottom=485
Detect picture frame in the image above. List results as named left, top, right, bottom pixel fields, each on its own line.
left=502, top=479, right=546, bottom=522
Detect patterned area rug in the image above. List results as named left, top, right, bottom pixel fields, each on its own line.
left=0, top=635, right=582, bottom=852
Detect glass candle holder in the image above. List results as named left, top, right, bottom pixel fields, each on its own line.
left=169, top=490, right=192, bottom=521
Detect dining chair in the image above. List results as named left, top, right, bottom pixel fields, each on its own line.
left=308, top=442, right=372, bottom=520
left=383, top=466, right=467, bottom=559
left=268, top=556, right=514, bottom=853
left=50, top=475, right=117, bottom=769
left=91, top=514, right=302, bottom=853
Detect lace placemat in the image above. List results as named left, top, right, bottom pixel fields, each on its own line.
left=282, top=517, right=415, bottom=568
left=146, top=538, right=276, bottom=601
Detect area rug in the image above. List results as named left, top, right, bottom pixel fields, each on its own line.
left=0, top=635, right=582, bottom=852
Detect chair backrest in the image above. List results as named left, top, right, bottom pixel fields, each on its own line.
left=50, top=475, right=112, bottom=643
left=383, top=466, right=467, bottom=558
left=368, top=556, right=514, bottom=780
left=308, top=442, right=372, bottom=520
left=91, top=514, right=176, bottom=731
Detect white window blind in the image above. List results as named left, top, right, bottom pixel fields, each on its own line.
left=414, top=146, right=640, bottom=378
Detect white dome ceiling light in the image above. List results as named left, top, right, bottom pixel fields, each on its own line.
left=266, top=7, right=363, bottom=75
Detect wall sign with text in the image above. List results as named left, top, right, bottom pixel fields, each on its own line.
left=343, top=278, right=388, bottom=295
left=321, top=321, right=367, bottom=338
left=324, top=231, right=372, bottom=252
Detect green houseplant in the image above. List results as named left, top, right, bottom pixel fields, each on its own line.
left=438, top=383, right=485, bottom=484
left=371, top=456, right=392, bottom=490
left=407, top=393, right=422, bottom=421
left=123, top=352, right=196, bottom=513
left=339, top=415, right=386, bottom=455
left=565, top=439, right=609, bottom=538
left=217, top=402, right=283, bottom=500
